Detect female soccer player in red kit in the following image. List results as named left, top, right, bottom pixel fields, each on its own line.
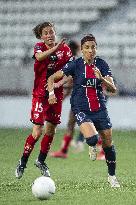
left=15, top=22, right=73, bottom=179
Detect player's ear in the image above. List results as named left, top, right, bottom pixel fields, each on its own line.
left=40, top=35, right=44, bottom=40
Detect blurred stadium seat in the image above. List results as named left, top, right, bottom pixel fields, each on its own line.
left=0, top=0, right=136, bottom=96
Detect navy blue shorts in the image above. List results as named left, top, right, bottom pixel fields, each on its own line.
left=75, top=109, right=112, bottom=131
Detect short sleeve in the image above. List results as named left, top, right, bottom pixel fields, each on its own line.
left=99, top=59, right=112, bottom=77
left=63, top=44, right=73, bottom=63
left=34, top=43, right=43, bottom=55
left=62, top=60, right=76, bottom=77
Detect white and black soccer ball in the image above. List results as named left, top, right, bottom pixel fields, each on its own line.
left=32, top=176, right=56, bottom=200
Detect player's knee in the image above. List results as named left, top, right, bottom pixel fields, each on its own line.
left=33, top=130, right=42, bottom=140
left=67, top=122, right=75, bottom=133
left=102, top=137, right=112, bottom=148
left=46, top=130, right=55, bottom=136
left=46, top=127, right=56, bottom=136
left=86, top=134, right=99, bottom=146
left=45, top=122, right=57, bottom=136
left=32, top=125, right=43, bottom=140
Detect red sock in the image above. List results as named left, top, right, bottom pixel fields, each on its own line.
left=97, top=136, right=102, bottom=145
left=100, top=148, right=105, bottom=155
left=40, top=134, right=54, bottom=154
left=61, top=135, right=73, bottom=153
left=23, top=134, right=37, bottom=157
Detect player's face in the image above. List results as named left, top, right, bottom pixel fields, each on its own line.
left=81, top=41, right=97, bottom=62
left=41, top=26, right=56, bottom=46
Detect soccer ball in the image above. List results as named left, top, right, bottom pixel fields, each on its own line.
left=32, top=176, right=56, bottom=200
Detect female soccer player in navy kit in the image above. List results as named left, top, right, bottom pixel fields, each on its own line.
left=47, top=34, right=120, bottom=188
left=15, top=22, right=73, bottom=179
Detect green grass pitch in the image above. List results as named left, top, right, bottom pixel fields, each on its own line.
left=0, top=128, right=136, bottom=205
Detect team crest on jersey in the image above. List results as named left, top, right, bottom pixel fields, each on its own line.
left=56, top=51, right=63, bottom=59
left=64, top=63, right=68, bottom=68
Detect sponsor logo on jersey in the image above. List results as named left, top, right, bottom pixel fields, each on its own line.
left=34, top=113, right=39, bottom=119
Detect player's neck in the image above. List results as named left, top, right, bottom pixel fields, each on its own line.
left=44, top=42, right=55, bottom=49
left=84, top=57, right=94, bottom=65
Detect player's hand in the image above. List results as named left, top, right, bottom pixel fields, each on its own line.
left=55, top=38, right=66, bottom=50
left=48, top=94, right=57, bottom=104
left=54, top=80, right=63, bottom=88
left=93, top=67, right=103, bottom=80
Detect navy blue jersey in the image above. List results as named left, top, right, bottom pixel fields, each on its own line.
left=62, top=56, right=112, bottom=114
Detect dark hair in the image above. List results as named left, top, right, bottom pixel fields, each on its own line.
left=33, top=22, right=55, bottom=39
left=68, top=40, right=79, bottom=56
left=81, top=34, right=97, bottom=47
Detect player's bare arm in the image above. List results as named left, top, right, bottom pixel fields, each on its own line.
left=94, top=67, right=116, bottom=93
left=35, top=39, right=65, bottom=61
left=48, top=70, right=64, bottom=104
left=54, top=75, right=72, bottom=88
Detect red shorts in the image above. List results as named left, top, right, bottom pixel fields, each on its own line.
left=30, top=93, right=63, bottom=125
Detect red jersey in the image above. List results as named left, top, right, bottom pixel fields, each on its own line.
left=33, top=42, right=72, bottom=97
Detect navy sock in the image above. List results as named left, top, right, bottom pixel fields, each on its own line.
left=103, top=145, right=116, bottom=176
left=86, top=134, right=98, bottom=146
left=21, top=155, right=28, bottom=167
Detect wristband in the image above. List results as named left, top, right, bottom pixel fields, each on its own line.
left=49, top=90, right=54, bottom=96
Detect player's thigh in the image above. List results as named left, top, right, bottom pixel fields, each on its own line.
left=31, top=97, right=46, bottom=125
left=68, top=110, right=76, bottom=124
left=80, top=122, right=98, bottom=138
left=74, top=111, right=97, bottom=138
left=45, top=97, right=62, bottom=125
left=67, top=110, right=76, bottom=131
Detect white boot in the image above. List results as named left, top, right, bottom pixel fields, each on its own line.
left=89, top=146, right=97, bottom=161
left=108, top=175, right=120, bottom=188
